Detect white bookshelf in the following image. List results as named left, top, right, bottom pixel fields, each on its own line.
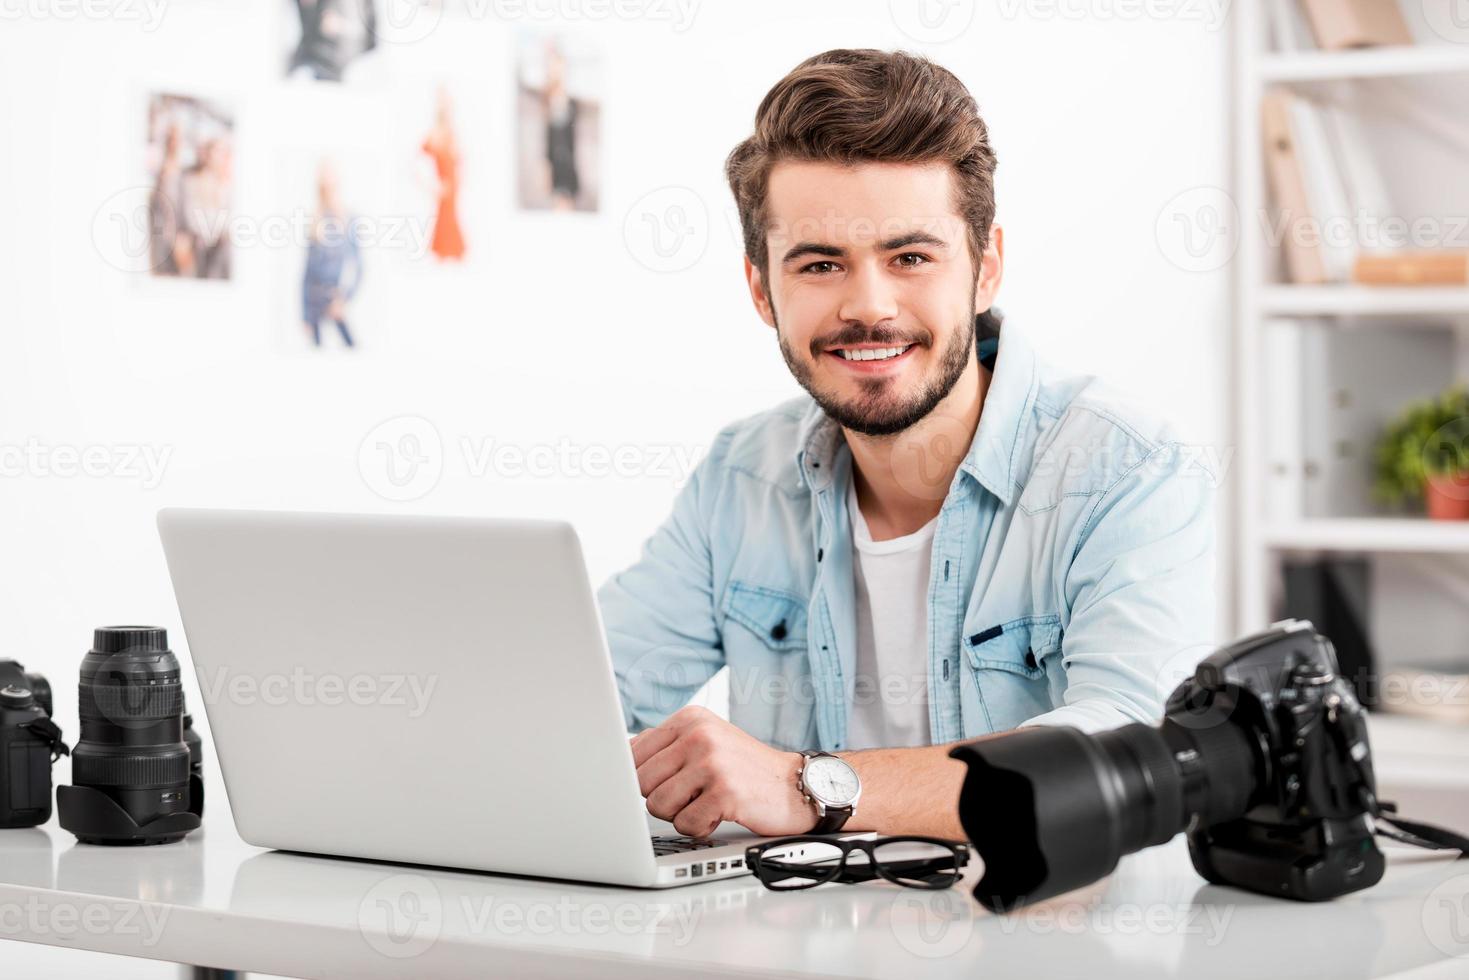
left=1262, top=518, right=1469, bottom=554
left=1232, top=3, right=1469, bottom=642
left=1259, top=43, right=1469, bottom=82
left=1262, top=284, right=1469, bottom=317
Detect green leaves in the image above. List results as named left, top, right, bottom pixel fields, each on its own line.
left=1374, top=387, right=1469, bottom=506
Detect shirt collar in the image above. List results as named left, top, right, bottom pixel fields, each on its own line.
left=795, top=320, right=1038, bottom=508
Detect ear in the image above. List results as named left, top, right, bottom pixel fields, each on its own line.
left=744, top=256, right=777, bottom=329
left=974, top=222, right=1004, bottom=314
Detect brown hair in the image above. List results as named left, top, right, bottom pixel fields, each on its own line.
left=725, top=48, right=998, bottom=281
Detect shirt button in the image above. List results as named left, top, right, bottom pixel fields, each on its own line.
left=770, top=620, right=787, bottom=641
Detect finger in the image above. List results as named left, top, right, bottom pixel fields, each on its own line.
left=630, top=724, right=678, bottom=768
left=672, top=793, right=724, bottom=839
left=646, top=765, right=706, bottom=823
left=635, top=740, right=687, bottom=798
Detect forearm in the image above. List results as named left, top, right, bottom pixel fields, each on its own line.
left=836, top=738, right=997, bottom=840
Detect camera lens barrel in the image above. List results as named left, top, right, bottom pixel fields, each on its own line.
left=953, top=714, right=1260, bottom=911
left=64, top=626, right=195, bottom=844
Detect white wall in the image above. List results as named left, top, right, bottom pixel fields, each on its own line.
left=0, top=4, right=1229, bottom=969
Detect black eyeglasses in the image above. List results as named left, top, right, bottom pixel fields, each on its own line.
left=745, top=836, right=969, bottom=891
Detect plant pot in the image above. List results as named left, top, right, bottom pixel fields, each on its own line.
left=1425, top=472, right=1469, bottom=520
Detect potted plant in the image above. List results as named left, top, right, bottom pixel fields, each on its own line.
left=1375, top=386, right=1469, bottom=520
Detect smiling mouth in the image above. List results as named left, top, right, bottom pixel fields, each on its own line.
left=827, top=344, right=916, bottom=362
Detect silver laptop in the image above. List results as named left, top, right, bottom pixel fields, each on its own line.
left=158, top=508, right=845, bottom=888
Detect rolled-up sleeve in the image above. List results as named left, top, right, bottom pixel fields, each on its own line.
left=1023, top=442, right=1218, bottom=734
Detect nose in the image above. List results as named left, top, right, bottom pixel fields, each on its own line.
left=836, top=261, right=900, bottom=330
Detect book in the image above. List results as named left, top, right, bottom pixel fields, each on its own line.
left=1354, top=250, right=1469, bottom=285
left=1289, top=96, right=1355, bottom=282
left=1261, top=89, right=1330, bottom=284
left=1300, top=0, right=1414, bottom=50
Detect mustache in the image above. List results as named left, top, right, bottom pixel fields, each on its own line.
left=809, top=325, right=929, bottom=357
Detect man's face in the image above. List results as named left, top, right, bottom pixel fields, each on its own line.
left=748, top=161, right=981, bottom=437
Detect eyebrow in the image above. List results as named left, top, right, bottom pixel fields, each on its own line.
left=780, top=231, right=951, bottom=266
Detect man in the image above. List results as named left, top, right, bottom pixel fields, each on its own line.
left=599, top=49, right=1216, bottom=843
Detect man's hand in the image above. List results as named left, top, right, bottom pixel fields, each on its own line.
left=630, top=706, right=816, bottom=838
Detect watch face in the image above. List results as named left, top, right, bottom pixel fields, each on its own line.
left=804, top=756, right=860, bottom=807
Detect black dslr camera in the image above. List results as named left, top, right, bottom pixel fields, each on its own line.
left=952, top=620, right=1390, bottom=909
left=0, top=660, right=67, bottom=829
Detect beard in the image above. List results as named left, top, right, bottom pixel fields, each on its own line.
left=777, top=296, right=977, bottom=438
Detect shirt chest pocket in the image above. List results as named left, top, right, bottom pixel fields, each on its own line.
left=722, top=583, right=809, bottom=653
left=720, top=582, right=816, bottom=751
left=962, top=614, right=1062, bottom=733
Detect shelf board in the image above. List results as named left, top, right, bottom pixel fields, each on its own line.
left=1263, top=518, right=1469, bottom=553
left=1260, top=284, right=1469, bottom=317
left=1259, top=45, right=1469, bottom=83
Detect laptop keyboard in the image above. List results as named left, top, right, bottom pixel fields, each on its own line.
left=651, top=834, right=722, bottom=856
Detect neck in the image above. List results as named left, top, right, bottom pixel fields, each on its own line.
left=843, top=357, right=989, bottom=541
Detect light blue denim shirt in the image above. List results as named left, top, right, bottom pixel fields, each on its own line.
left=598, top=324, right=1218, bottom=751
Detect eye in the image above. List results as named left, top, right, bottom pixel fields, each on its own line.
left=800, top=261, right=840, bottom=276
left=894, top=253, right=931, bottom=268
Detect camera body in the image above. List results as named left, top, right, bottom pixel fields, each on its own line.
left=0, top=685, right=64, bottom=828
left=0, top=659, right=53, bottom=716
left=1177, top=620, right=1384, bottom=901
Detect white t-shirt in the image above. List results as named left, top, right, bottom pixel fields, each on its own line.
left=845, top=480, right=937, bottom=750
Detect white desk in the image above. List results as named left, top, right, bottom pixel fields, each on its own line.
left=2, top=718, right=1467, bottom=979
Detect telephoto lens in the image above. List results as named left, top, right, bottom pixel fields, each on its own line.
left=57, top=626, right=202, bottom=845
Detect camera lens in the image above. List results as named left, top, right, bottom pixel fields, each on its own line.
left=68, top=626, right=193, bottom=844
left=952, top=711, right=1260, bottom=911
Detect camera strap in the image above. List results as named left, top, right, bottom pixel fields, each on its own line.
left=22, top=717, right=70, bottom=762
left=1372, top=800, right=1469, bottom=857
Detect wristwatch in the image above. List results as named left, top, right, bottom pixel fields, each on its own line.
left=796, top=751, right=861, bottom=833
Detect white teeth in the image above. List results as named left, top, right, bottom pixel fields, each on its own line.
left=839, top=345, right=909, bottom=361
